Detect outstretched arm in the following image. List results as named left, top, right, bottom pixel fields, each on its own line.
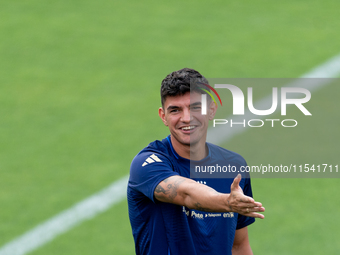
left=154, top=174, right=265, bottom=218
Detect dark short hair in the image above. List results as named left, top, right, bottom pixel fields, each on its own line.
left=160, top=68, right=209, bottom=107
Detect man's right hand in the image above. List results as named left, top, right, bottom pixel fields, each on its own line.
left=226, top=174, right=265, bottom=219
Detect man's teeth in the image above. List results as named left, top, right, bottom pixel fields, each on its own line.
left=182, top=126, right=195, bottom=130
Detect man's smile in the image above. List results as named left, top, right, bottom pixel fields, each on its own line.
left=181, top=125, right=196, bottom=130
left=179, top=125, right=199, bottom=133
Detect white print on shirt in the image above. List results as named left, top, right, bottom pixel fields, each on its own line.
left=182, top=207, right=234, bottom=219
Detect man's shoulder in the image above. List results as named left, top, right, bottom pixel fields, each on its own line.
left=136, top=138, right=170, bottom=157
left=131, top=137, right=173, bottom=168
left=207, top=142, right=247, bottom=165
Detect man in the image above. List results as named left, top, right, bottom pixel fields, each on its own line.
left=128, top=68, right=265, bottom=255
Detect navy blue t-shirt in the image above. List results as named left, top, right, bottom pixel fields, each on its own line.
left=127, top=136, right=255, bottom=255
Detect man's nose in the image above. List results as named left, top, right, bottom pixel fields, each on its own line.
left=181, top=108, right=192, bottom=122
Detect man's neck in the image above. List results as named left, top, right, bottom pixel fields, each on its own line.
left=170, top=136, right=207, bottom=161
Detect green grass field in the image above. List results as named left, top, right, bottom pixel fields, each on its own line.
left=1, top=0, right=340, bottom=254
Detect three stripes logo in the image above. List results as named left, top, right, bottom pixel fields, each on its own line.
left=142, top=154, right=162, bottom=167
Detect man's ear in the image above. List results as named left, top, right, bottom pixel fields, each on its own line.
left=158, top=107, right=168, bottom=126
left=208, top=101, right=217, bottom=120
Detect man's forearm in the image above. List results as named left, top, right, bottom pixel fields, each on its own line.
left=154, top=175, right=230, bottom=211
left=154, top=175, right=265, bottom=218
left=181, top=180, right=231, bottom=212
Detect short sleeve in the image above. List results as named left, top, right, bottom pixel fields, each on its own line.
left=129, top=151, right=179, bottom=203
left=236, top=176, right=255, bottom=229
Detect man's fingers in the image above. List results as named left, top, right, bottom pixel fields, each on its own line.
left=230, top=174, right=242, bottom=190
left=242, top=204, right=265, bottom=215
left=245, top=206, right=265, bottom=212
left=235, top=202, right=263, bottom=209
left=241, top=206, right=265, bottom=219
left=246, top=212, right=265, bottom=219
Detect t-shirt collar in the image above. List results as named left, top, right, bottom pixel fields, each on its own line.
left=166, top=135, right=212, bottom=163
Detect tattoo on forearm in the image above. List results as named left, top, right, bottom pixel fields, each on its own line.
left=194, top=202, right=214, bottom=212
left=154, top=178, right=185, bottom=202
left=155, top=185, right=166, bottom=195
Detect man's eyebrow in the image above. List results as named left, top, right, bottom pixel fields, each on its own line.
left=190, top=102, right=201, bottom=107
left=166, top=105, right=180, bottom=111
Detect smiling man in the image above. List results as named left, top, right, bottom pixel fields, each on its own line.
left=127, top=68, right=265, bottom=255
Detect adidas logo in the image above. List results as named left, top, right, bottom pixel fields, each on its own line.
left=142, top=154, right=162, bottom=167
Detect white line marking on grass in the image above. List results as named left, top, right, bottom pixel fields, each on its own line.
left=0, top=176, right=128, bottom=255
left=301, top=54, right=340, bottom=78
left=1, top=53, right=340, bottom=255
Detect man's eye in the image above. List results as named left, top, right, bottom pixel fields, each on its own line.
left=192, top=106, right=201, bottom=110
left=170, top=109, right=178, bottom=113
